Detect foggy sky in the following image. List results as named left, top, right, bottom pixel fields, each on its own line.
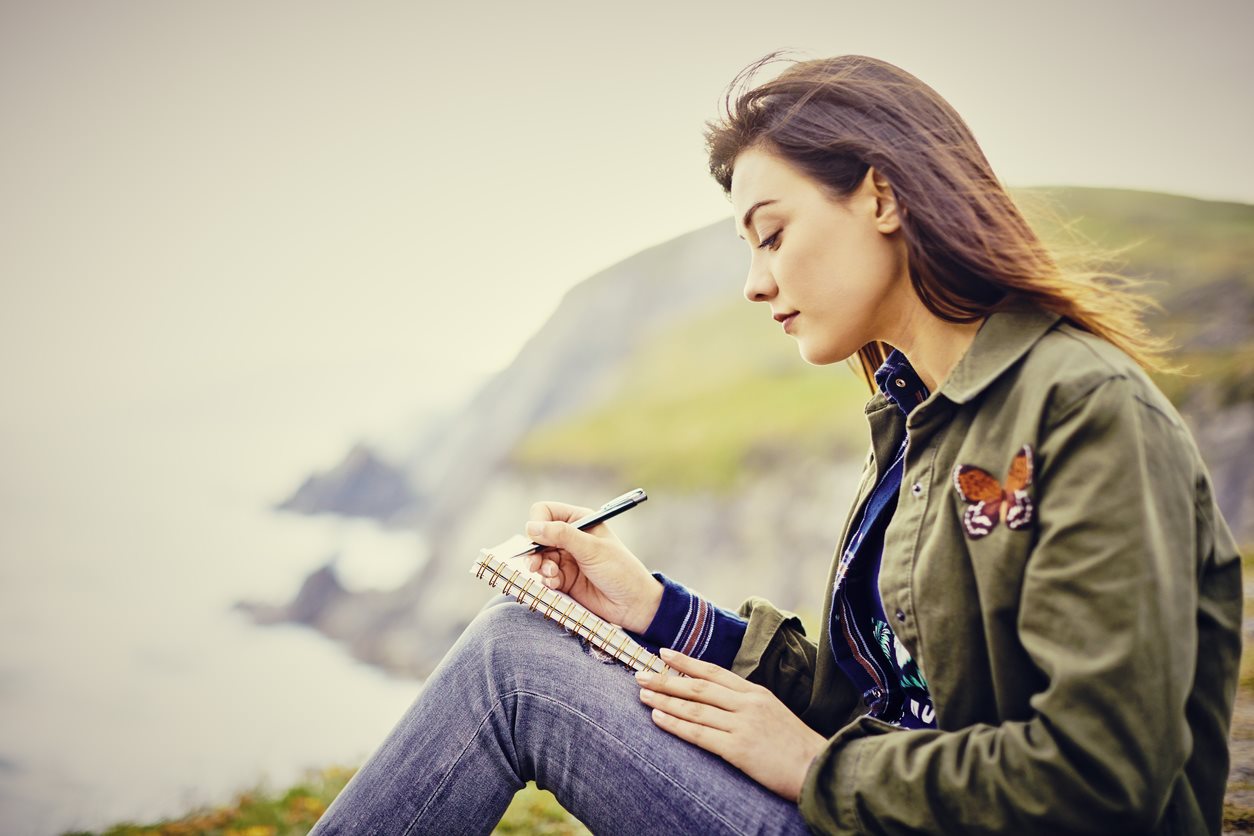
left=1, top=0, right=1250, bottom=462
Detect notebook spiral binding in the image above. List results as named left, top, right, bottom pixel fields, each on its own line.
left=472, top=552, right=680, bottom=678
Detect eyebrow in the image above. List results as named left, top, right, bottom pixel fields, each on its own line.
left=737, top=199, right=778, bottom=239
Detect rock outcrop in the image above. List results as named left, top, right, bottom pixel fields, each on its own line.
left=275, top=443, right=417, bottom=524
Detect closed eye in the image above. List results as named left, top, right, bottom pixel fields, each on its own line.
left=757, top=231, right=781, bottom=250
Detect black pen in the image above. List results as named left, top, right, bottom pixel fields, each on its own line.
left=521, top=488, right=647, bottom=554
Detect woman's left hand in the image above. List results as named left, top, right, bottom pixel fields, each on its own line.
left=636, top=648, right=829, bottom=802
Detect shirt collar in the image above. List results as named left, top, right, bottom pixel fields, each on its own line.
left=874, top=348, right=930, bottom=417
left=864, top=301, right=1063, bottom=419
left=938, top=302, right=1063, bottom=405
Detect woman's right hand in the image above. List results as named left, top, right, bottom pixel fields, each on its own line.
left=524, top=501, right=664, bottom=634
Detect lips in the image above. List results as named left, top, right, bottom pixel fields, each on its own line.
left=773, top=311, right=799, bottom=333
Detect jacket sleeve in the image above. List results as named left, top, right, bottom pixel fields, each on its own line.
left=731, top=596, right=819, bottom=718
left=798, top=374, right=1215, bottom=835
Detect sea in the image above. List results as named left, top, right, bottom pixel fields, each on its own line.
left=0, top=374, right=476, bottom=835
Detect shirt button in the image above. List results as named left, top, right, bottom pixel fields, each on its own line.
left=895, top=609, right=907, bottom=623
left=911, top=482, right=924, bottom=497
left=894, top=378, right=907, bottom=388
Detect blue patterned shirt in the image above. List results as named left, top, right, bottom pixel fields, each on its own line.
left=830, top=349, right=936, bottom=728
left=629, top=350, right=937, bottom=729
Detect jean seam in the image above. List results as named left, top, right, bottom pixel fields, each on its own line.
left=521, top=690, right=750, bottom=835
left=402, top=687, right=751, bottom=836
left=402, top=697, right=505, bottom=836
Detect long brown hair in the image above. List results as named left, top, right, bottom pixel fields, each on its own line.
left=704, top=52, right=1178, bottom=390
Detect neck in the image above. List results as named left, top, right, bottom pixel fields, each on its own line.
left=884, top=299, right=985, bottom=393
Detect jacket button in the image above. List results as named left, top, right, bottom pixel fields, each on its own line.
left=911, top=482, right=923, bottom=497
left=895, top=609, right=906, bottom=622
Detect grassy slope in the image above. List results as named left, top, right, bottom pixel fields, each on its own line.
left=1021, top=187, right=1254, bottom=408
left=513, top=297, right=872, bottom=491
left=65, top=774, right=588, bottom=836
left=515, top=187, right=1254, bottom=492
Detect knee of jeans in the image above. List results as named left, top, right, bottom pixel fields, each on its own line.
left=464, top=600, right=559, bottom=669
left=461, top=598, right=616, bottom=689
left=468, top=596, right=552, bottom=643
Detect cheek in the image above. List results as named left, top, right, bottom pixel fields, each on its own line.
left=796, top=246, right=900, bottom=364
left=832, top=236, right=901, bottom=308
left=789, top=249, right=867, bottom=311
left=777, top=245, right=831, bottom=300
left=780, top=226, right=901, bottom=320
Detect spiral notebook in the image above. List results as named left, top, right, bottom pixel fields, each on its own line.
left=470, top=534, right=680, bottom=677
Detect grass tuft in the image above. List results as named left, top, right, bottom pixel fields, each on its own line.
left=62, top=773, right=586, bottom=836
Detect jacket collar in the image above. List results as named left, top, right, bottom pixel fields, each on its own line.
left=937, top=302, right=1062, bottom=405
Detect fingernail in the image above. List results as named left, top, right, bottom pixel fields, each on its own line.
left=635, top=670, right=653, bottom=683
left=659, top=648, right=674, bottom=659
left=525, top=522, right=543, bottom=537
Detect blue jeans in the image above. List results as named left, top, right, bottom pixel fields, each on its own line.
left=309, top=595, right=814, bottom=835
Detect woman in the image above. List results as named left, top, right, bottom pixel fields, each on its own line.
left=310, top=54, right=1242, bottom=835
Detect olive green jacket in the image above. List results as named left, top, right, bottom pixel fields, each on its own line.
left=731, top=304, right=1243, bottom=835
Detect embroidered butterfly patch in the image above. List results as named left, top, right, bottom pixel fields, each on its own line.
left=952, top=444, right=1035, bottom=539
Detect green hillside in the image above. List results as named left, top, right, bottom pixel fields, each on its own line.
left=1021, top=187, right=1254, bottom=407
left=514, top=298, right=871, bottom=490
left=514, top=188, right=1254, bottom=491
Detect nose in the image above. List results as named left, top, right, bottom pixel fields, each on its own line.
left=742, top=259, right=777, bottom=303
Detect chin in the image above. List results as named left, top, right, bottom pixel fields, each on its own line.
left=797, top=340, right=854, bottom=367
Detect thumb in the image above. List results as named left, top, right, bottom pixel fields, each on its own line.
left=525, top=520, right=601, bottom=559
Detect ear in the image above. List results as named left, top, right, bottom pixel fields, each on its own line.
left=864, top=165, right=903, bottom=234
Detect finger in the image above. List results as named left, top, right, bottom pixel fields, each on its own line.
left=540, top=557, right=563, bottom=588
left=525, top=551, right=561, bottom=584
left=658, top=648, right=753, bottom=692
left=525, top=520, right=601, bottom=558
left=636, top=669, right=740, bottom=709
left=649, top=707, right=732, bottom=755
left=639, top=688, right=736, bottom=732
left=529, top=501, right=595, bottom=524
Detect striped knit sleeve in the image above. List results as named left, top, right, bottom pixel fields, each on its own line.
left=625, top=572, right=747, bottom=669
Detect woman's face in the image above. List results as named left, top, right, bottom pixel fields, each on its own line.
left=730, top=145, right=910, bottom=365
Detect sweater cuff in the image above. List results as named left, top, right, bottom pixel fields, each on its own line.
left=625, top=572, right=747, bottom=669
